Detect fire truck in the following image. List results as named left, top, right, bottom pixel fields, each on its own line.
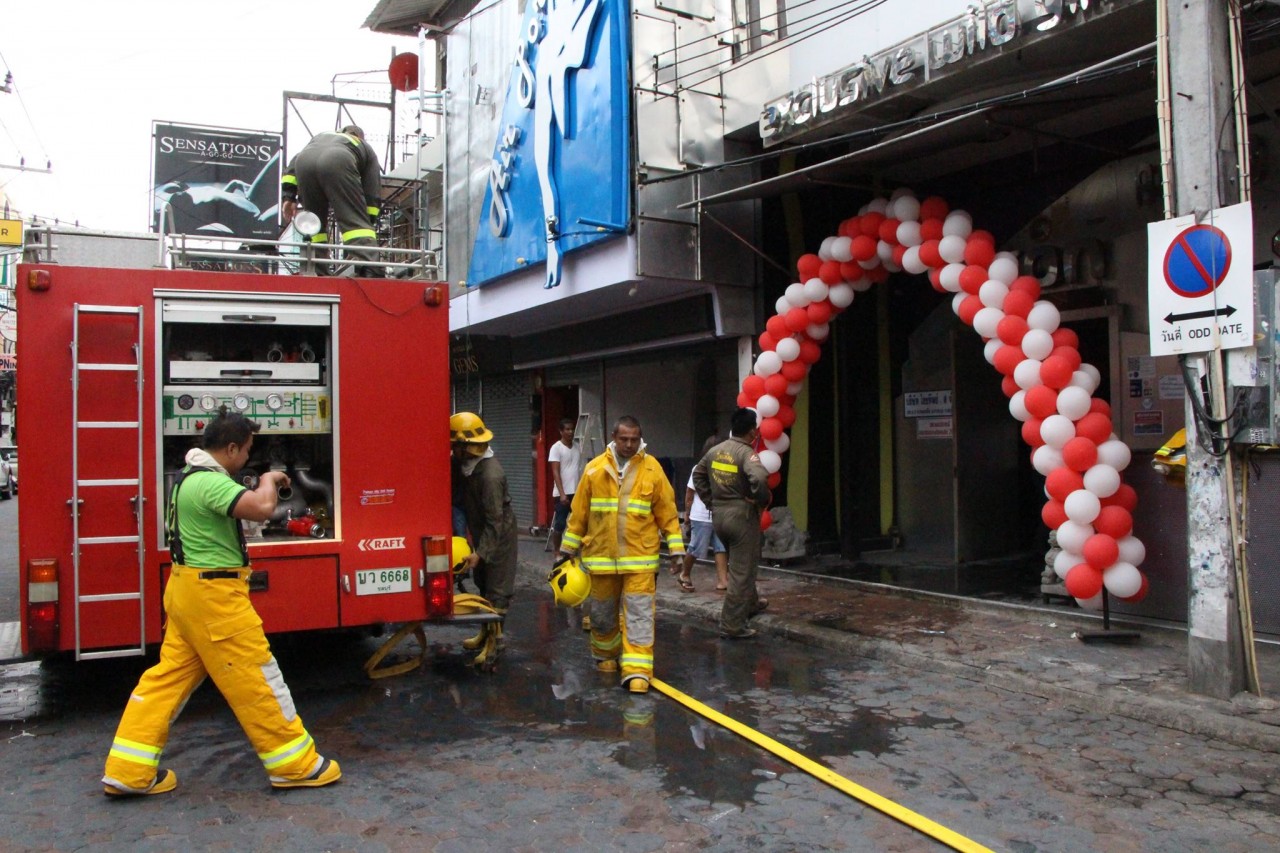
left=15, top=227, right=497, bottom=667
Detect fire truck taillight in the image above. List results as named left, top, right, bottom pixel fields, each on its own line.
left=424, top=535, right=453, bottom=617
left=26, top=268, right=51, bottom=291
left=26, top=559, right=59, bottom=651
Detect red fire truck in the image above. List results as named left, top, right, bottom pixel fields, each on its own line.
left=15, top=228, right=493, bottom=663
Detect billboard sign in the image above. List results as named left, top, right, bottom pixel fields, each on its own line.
left=151, top=122, right=283, bottom=240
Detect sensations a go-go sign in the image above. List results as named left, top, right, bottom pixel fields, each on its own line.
left=1147, top=202, right=1254, bottom=356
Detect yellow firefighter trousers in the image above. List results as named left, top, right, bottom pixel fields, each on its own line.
left=587, top=572, right=655, bottom=687
left=102, top=567, right=322, bottom=790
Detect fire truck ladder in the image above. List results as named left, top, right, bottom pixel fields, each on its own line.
left=71, top=304, right=147, bottom=661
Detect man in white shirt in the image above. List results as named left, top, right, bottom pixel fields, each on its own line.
left=547, top=418, right=581, bottom=555
left=678, top=471, right=729, bottom=592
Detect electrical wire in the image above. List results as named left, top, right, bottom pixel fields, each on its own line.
left=0, top=49, right=51, bottom=166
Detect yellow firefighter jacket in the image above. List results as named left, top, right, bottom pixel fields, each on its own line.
left=562, top=443, right=685, bottom=573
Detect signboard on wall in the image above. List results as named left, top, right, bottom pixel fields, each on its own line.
left=467, top=0, right=631, bottom=290
left=150, top=122, right=283, bottom=240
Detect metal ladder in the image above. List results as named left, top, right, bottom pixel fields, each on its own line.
left=71, top=304, right=146, bottom=660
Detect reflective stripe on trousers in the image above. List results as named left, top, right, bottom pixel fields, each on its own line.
left=586, top=572, right=656, bottom=685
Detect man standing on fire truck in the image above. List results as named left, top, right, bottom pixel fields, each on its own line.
left=560, top=416, right=684, bottom=693
left=102, top=411, right=340, bottom=796
left=280, top=125, right=383, bottom=276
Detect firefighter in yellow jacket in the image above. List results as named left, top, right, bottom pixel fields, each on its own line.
left=101, top=411, right=340, bottom=796
left=560, top=415, right=684, bottom=692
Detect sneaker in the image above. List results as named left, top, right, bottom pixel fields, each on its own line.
left=719, top=627, right=757, bottom=640
left=103, top=768, right=178, bottom=797
left=271, top=757, right=342, bottom=790
left=750, top=599, right=769, bottom=616
left=627, top=679, right=650, bottom=693
left=595, top=659, right=618, bottom=673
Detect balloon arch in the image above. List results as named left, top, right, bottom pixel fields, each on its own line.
left=739, top=189, right=1148, bottom=610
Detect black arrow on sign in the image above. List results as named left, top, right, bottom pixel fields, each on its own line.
left=1163, top=304, right=1237, bottom=324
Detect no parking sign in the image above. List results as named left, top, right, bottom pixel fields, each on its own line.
left=1147, top=202, right=1254, bottom=356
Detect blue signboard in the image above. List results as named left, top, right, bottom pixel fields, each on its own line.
left=467, top=0, right=631, bottom=290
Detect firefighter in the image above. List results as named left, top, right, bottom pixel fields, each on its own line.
left=280, top=125, right=383, bottom=277
left=451, top=412, right=518, bottom=615
left=102, top=410, right=340, bottom=796
left=560, top=416, right=684, bottom=692
left=692, top=408, right=771, bottom=639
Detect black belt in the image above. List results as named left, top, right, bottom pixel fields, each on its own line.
left=197, top=570, right=245, bottom=580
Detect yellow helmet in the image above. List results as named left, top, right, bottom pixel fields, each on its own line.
left=450, top=411, right=493, bottom=444
left=548, top=555, right=590, bottom=607
left=451, top=536, right=472, bottom=573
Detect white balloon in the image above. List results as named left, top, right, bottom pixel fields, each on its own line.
left=786, top=381, right=804, bottom=396
left=942, top=210, right=973, bottom=238
left=828, top=283, right=855, bottom=308
left=829, top=236, right=853, bottom=263
left=1068, top=370, right=1100, bottom=393
left=892, top=194, right=921, bottom=222
left=1076, top=591, right=1105, bottom=611
left=1103, top=561, right=1142, bottom=598
left=994, top=250, right=1019, bottom=263
left=978, top=279, right=1009, bottom=310
left=973, top=307, right=1004, bottom=339
left=896, top=220, right=923, bottom=248
left=1083, top=463, right=1121, bottom=498
left=952, top=292, right=969, bottom=316
left=984, top=338, right=1004, bottom=365
left=806, top=323, right=830, bottom=341
left=1079, top=363, right=1101, bottom=386
left=764, top=432, right=790, bottom=453
left=866, top=197, right=889, bottom=214
left=851, top=277, right=874, bottom=292
left=1097, top=440, right=1132, bottom=471
left=754, top=351, right=782, bottom=377
left=1040, top=414, right=1076, bottom=448
left=901, top=246, right=928, bottom=275
left=1032, top=444, right=1064, bottom=476
left=818, top=236, right=836, bottom=261
left=1009, top=389, right=1030, bottom=422
left=1054, top=549, right=1082, bottom=580
left=758, top=449, right=782, bottom=474
left=1014, top=358, right=1044, bottom=390
left=1056, top=520, right=1095, bottom=554
left=987, top=256, right=1019, bottom=285
left=775, top=337, right=801, bottom=362
left=1056, top=385, right=1092, bottom=421
left=857, top=258, right=881, bottom=270
left=775, top=295, right=791, bottom=316
left=938, top=236, right=967, bottom=265
left=1027, top=301, right=1061, bottom=332
left=939, top=262, right=965, bottom=292
left=755, top=394, right=780, bottom=418
left=1020, top=328, right=1053, bottom=360
left=882, top=258, right=902, bottom=273
left=803, top=277, right=830, bottom=303
left=785, top=282, right=809, bottom=307
left=1117, top=535, right=1147, bottom=566
left=1064, top=488, right=1101, bottom=524
left=889, top=186, right=914, bottom=202
left=877, top=240, right=896, bottom=264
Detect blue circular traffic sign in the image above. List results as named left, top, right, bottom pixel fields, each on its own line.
left=1163, top=224, right=1231, bottom=298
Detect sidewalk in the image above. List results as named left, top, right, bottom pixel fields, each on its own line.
left=517, top=537, right=1280, bottom=753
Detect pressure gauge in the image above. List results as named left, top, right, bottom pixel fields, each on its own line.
left=199, top=394, right=218, bottom=412
left=233, top=393, right=252, bottom=412
left=266, top=393, right=284, bottom=411
left=177, top=394, right=195, bottom=411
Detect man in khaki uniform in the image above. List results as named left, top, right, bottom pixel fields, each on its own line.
left=692, top=408, right=771, bottom=638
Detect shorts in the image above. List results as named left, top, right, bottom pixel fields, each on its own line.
left=687, top=519, right=725, bottom=559
left=553, top=498, right=573, bottom=532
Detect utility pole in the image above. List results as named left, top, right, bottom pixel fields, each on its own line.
left=1167, top=0, right=1248, bottom=698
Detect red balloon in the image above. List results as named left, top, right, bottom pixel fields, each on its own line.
left=920, top=218, right=945, bottom=241
left=760, top=509, right=773, bottom=532
left=1065, top=564, right=1104, bottom=599
left=797, top=254, right=822, bottom=279
left=1094, top=505, right=1134, bottom=539
left=860, top=212, right=885, bottom=237
left=1021, top=418, right=1046, bottom=447
left=776, top=406, right=797, bottom=428
left=920, top=196, right=950, bottom=220
left=807, top=301, right=833, bottom=326
left=736, top=392, right=750, bottom=408
left=878, top=217, right=901, bottom=244
left=1001, top=375, right=1020, bottom=398
left=1074, top=412, right=1112, bottom=445
left=918, top=239, right=943, bottom=268
left=1046, top=468, right=1085, bottom=502
left=850, top=234, right=878, bottom=262
left=866, top=265, right=889, bottom=283
left=1051, top=327, right=1079, bottom=349
left=1062, top=436, right=1099, bottom=472
left=759, top=417, right=784, bottom=441
left=958, top=265, right=988, bottom=295
left=766, top=314, right=789, bottom=340
left=969, top=229, right=996, bottom=246
left=957, top=295, right=983, bottom=326
left=759, top=332, right=777, bottom=352
left=1102, top=483, right=1138, bottom=511
left=1089, top=398, right=1113, bottom=418
left=993, top=345, right=1025, bottom=376
left=1024, top=385, right=1058, bottom=420
left=929, top=268, right=945, bottom=293
left=1002, top=289, right=1035, bottom=319
left=764, top=373, right=789, bottom=397
left=839, top=261, right=864, bottom=283
left=997, top=315, right=1030, bottom=346
left=963, top=238, right=996, bottom=268
left=785, top=307, right=809, bottom=332
left=891, top=244, right=908, bottom=267
left=1050, top=346, right=1082, bottom=372
left=778, top=393, right=796, bottom=408
left=1119, top=573, right=1149, bottom=603
left=1039, top=355, right=1074, bottom=390
left=781, top=360, right=808, bottom=382
left=767, top=472, right=781, bottom=488
left=742, top=375, right=766, bottom=400
left=798, top=340, right=822, bottom=364
left=1041, top=499, right=1068, bottom=529
left=819, top=260, right=843, bottom=285
left=839, top=217, right=860, bottom=237
left=1083, top=533, right=1119, bottom=571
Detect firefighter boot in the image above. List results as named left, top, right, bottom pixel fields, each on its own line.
left=103, top=768, right=178, bottom=797
left=462, top=627, right=487, bottom=651
left=270, top=756, right=342, bottom=790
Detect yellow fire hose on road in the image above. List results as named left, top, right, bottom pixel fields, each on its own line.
left=650, top=677, right=994, bottom=853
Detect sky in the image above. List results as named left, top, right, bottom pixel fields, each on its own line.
left=0, top=0, right=426, bottom=232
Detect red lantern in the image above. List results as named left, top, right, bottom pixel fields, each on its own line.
left=1062, top=436, right=1098, bottom=472
left=1083, top=533, right=1119, bottom=571
left=1024, top=385, right=1058, bottom=420
left=797, top=254, right=822, bottom=279
left=759, top=417, right=783, bottom=441
left=1065, top=564, right=1104, bottom=599
left=1042, top=500, right=1068, bottom=529
left=1094, top=505, right=1134, bottom=539
left=959, top=265, right=988, bottom=295
left=1046, top=468, right=1085, bottom=502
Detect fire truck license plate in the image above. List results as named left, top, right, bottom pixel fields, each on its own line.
left=355, top=568, right=412, bottom=596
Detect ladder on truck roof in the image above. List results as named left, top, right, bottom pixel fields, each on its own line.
left=71, top=304, right=147, bottom=660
